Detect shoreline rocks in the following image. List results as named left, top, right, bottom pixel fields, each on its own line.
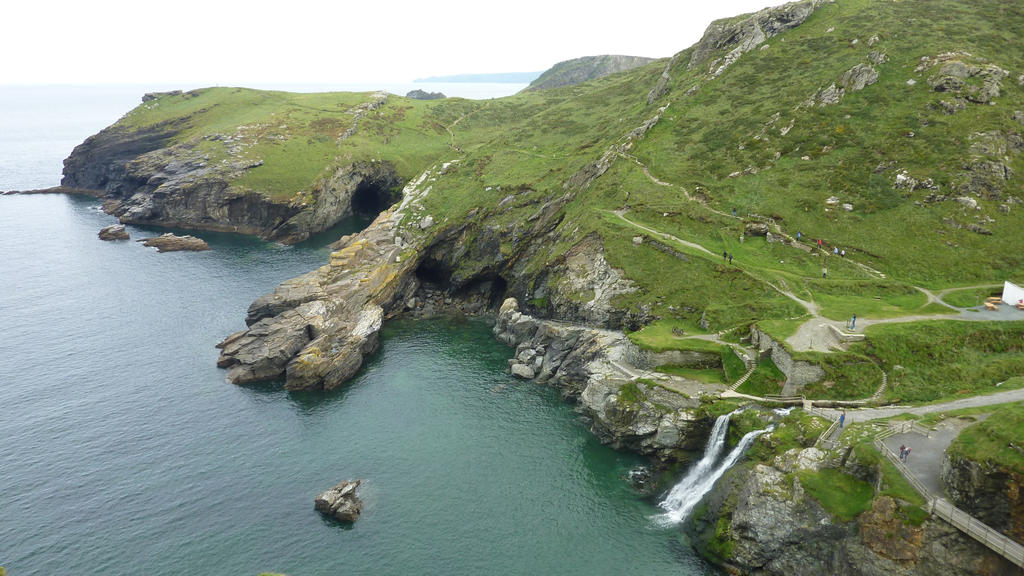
left=493, top=297, right=710, bottom=462
left=140, top=233, right=210, bottom=252
left=98, top=224, right=130, bottom=241
left=314, top=479, right=363, bottom=523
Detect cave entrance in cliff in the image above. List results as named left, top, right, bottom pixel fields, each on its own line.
left=488, top=276, right=508, bottom=309
left=415, top=259, right=451, bottom=287
left=351, top=180, right=400, bottom=218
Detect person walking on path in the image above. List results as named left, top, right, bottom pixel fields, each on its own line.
left=728, top=253, right=734, bottom=264
left=797, top=231, right=802, bottom=241
left=839, top=410, right=846, bottom=428
left=840, top=249, right=846, bottom=258
left=905, top=447, right=911, bottom=462
left=834, top=246, right=839, bottom=255
left=723, top=250, right=728, bottom=260
left=850, top=314, right=856, bottom=330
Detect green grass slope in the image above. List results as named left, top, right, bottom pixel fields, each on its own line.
left=108, top=0, right=1024, bottom=399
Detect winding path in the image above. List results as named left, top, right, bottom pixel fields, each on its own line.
left=817, top=387, right=1024, bottom=422
left=610, top=207, right=1021, bottom=356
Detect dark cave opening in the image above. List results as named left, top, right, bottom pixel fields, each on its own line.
left=413, top=259, right=510, bottom=313
left=415, top=258, right=452, bottom=286
left=487, top=276, right=508, bottom=309
left=351, top=180, right=400, bottom=217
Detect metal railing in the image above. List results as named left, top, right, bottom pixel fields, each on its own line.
left=931, top=499, right=1024, bottom=567
left=872, top=433, right=1024, bottom=568
left=873, top=436, right=934, bottom=502
left=889, top=420, right=932, bottom=437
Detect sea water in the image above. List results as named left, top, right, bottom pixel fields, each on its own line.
left=0, top=85, right=715, bottom=575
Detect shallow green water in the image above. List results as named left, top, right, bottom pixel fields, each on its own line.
left=0, top=195, right=712, bottom=575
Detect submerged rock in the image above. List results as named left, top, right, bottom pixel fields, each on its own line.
left=627, top=466, right=653, bottom=491
left=314, top=479, right=363, bottom=523
left=98, top=224, right=130, bottom=241
left=140, top=233, right=210, bottom=252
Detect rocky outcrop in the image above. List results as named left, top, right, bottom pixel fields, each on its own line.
left=493, top=298, right=710, bottom=461
left=98, top=224, right=129, bottom=240
left=405, top=89, right=445, bottom=100
left=215, top=208, right=416, bottom=389
left=314, top=479, right=363, bottom=522
left=955, top=131, right=1022, bottom=201
left=525, top=55, right=655, bottom=91
left=59, top=92, right=400, bottom=244
left=805, top=63, right=879, bottom=107
left=941, top=453, right=1024, bottom=542
left=140, top=233, right=210, bottom=252
left=692, top=447, right=1019, bottom=575
left=539, top=234, right=638, bottom=327
left=690, top=0, right=823, bottom=77
left=751, top=326, right=825, bottom=393
left=650, top=0, right=822, bottom=103
left=267, top=161, right=402, bottom=244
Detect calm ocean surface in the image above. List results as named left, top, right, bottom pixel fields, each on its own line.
left=0, top=85, right=712, bottom=575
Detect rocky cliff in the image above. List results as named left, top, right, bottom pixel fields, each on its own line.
left=942, top=452, right=1024, bottom=543
left=58, top=90, right=402, bottom=244
left=524, top=55, right=656, bottom=91
left=692, top=446, right=1021, bottom=575
left=492, top=298, right=712, bottom=461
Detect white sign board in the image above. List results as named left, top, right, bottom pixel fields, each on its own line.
left=1003, top=281, right=1024, bottom=306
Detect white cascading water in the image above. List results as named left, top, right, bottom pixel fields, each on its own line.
left=656, top=412, right=774, bottom=525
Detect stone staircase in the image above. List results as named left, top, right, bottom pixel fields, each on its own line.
left=728, top=365, right=757, bottom=391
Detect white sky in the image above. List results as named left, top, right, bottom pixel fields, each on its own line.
left=4, top=0, right=778, bottom=85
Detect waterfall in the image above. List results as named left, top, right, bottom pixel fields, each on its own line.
left=656, top=412, right=773, bottom=525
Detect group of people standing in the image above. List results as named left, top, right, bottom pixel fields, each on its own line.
left=899, top=444, right=912, bottom=462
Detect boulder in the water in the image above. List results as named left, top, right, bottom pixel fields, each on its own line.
left=314, top=479, right=363, bottom=522
left=98, top=224, right=130, bottom=241
left=140, top=233, right=210, bottom=252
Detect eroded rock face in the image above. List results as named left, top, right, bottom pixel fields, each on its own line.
left=214, top=165, right=437, bottom=390
left=60, top=97, right=401, bottom=244
left=941, top=453, right=1024, bottom=542
left=691, top=447, right=1017, bottom=575
left=140, top=233, right=210, bottom=252
left=546, top=235, right=637, bottom=327
left=314, top=479, right=363, bottom=522
left=493, top=298, right=708, bottom=461
left=690, top=0, right=823, bottom=75
left=98, top=224, right=129, bottom=240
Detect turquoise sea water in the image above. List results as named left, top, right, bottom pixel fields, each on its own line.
left=0, top=86, right=714, bottom=575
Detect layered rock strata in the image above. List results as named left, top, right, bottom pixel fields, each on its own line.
left=215, top=165, right=440, bottom=389
left=493, top=298, right=710, bottom=461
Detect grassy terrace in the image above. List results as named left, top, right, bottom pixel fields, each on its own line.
left=948, top=403, right=1024, bottom=475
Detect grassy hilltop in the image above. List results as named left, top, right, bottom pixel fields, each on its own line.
left=114, top=0, right=1024, bottom=400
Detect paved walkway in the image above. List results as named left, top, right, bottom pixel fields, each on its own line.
left=882, top=423, right=962, bottom=496
left=816, top=387, right=1024, bottom=422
